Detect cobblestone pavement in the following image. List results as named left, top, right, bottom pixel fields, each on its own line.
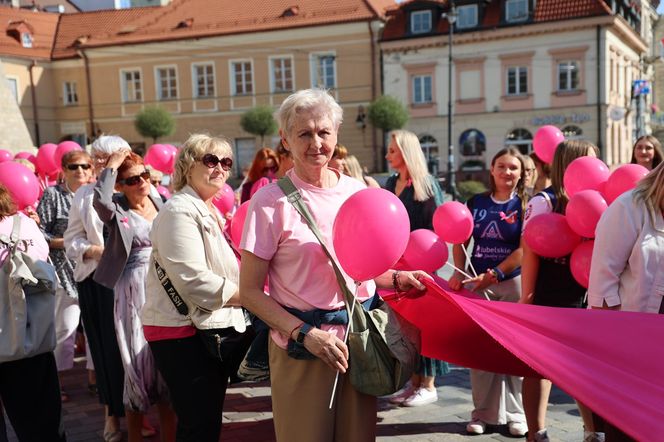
left=6, top=360, right=584, bottom=441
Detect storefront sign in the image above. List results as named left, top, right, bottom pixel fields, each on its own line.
left=527, top=113, right=591, bottom=127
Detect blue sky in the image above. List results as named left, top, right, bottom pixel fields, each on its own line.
left=659, top=3, right=664, bottom=14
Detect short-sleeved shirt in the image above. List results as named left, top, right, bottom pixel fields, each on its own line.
left=467, top=193, right=523, bottom=278
left=241, top=169, right=375, bottom=349
left=0, top=212, right=49, bottom=265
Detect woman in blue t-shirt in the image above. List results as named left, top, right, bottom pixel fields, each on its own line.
left=448, top=147, right=528, bottom=437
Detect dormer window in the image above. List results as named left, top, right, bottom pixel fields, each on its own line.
left=21, top=32, right=32, bottom=48
left=411, top=10, right=432, bottom=34
left=457, top=5, right=478, bottom=29
left=505, top=0, right=529, bottom=23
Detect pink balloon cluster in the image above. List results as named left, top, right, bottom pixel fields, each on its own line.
left=533, top=125, right=564, bottom=164
left=212, top=184, right=236, bottom=215
left=54, top=141, right=82, bottom=169
left=145, top=144, right=177, bottom=174
left=0, top=149, right=12, bottom=163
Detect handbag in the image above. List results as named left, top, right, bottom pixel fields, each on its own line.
left=153, top=259, right=254, bottom=363
left=277, top=177, right=421, bottom=397
left=0, top=215, right=57, bottom=363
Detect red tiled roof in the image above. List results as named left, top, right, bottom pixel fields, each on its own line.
left=0, top=7, right=59, bottom=59
left=382, top=0, right=613, bottom=42
left=52, top=0, right=395, bottom=58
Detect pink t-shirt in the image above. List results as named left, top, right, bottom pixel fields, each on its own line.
left=241, top=169, right=376, bottom=349
left=0, top=212, right=49, bottom=265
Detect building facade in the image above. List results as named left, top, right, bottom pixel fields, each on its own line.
left=380, top=0, right=658, bottom=182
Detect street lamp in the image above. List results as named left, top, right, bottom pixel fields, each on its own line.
left=443, top=2, right=458, bottom=200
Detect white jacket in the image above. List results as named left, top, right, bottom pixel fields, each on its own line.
left=141, top=185, right=246, bottom=331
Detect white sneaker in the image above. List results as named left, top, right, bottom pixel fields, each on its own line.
left=387, top=383, right=415, bottom=404
left=401, top=387, right=438, bottom=407
left=508, top=421, right=528, bottom=437
left=466, top=418, right=486, bottom=434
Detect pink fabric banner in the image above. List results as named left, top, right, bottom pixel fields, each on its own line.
left=387, top=276, right=664, bottom=440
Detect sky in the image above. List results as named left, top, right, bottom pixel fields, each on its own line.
left=659, top=3, right=664, bottom=14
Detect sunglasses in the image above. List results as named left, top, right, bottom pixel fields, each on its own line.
left=118, top=170, right=150, bottom=186
left=200, top=153, right=233, bottom=171
left=66, top=163, right=92, bottom=171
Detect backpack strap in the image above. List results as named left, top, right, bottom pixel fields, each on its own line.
left=10, top=215, right=21, bottom=244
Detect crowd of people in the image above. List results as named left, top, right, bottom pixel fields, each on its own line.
left=0, top=87, right=662, bottom=442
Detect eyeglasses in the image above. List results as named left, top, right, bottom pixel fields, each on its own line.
left=66, top=163, right=92, bottom=171
left=118, top=170, right=150, bottom=186
left=200, top=153, right=233, bottom=171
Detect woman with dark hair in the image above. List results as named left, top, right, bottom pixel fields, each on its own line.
left=0, top=184, right=65, bottom=441
left=240, top=148, right=280, bottom=203
left=37, top=150, right=94, bottom=401
left=449, top=147, right=527, bottom=436
left=630, top=135, right=663, bottom=171
left=520, top=140, right=603, bottom=442
left=94, top=150, right=175, bottom=441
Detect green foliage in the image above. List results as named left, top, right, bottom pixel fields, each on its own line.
left=240, top=106, right=278, bottom=144
left=457, top=180, right=487, bottom=203
left=134, top=106, right=175, bottom=142
left=367, top=95, right=409, bottom=131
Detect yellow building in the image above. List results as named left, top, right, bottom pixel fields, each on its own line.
left=1, top=0, right=391, bottom=172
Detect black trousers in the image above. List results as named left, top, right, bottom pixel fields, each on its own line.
left=149, top=336, right=229, bottom=442
left=0, top=352, right=66, bottom=442
left=77, top=276, right=125, bottom=417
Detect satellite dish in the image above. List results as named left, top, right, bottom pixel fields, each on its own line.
left=609, top=106, right=626, bottom=121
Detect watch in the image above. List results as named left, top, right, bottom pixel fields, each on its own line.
left=296, top=323, right=313, bottom=344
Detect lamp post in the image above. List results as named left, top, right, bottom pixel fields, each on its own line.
left=443, top=2, right=458, bottom=200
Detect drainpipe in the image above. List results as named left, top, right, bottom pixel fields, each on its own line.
left=28, top=60, right=41, bottom=146
left=78, top=49, right=96, bottom=141
left=596, top=25, right=604, bottom=159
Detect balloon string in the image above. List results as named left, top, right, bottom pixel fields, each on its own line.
left=329, top=282, right=359, bottom=410
left=444, top=258, right=493, bottom=301
left=462, top=245, right=479, bottom=278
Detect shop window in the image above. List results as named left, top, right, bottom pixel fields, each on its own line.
left=459, top=129, right=486, bottom=156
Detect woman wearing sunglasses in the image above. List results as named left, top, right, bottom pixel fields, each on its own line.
left=240, top=147, right=280, bottom=203
left=92, top=149, right=176, bottom=441
left=143, top=134, right=247, bottom=441
left=37, top=150, right=94, bottom=400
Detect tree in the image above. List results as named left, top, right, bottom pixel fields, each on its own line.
left=134, top=106, right=175, bottom=143
left=240, top=105, right=278, bottom=145
left=367, top=95, right=409, bottom=170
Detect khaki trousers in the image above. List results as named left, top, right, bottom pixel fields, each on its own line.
left=269, top=337, right=377, bottom=442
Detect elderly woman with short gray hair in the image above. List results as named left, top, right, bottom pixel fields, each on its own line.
left=240, top=89, right=428, bottom=442
left=143, top=134, right=246, bottom=442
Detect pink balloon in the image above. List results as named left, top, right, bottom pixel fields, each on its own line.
left=0, top=149, right=12, bottom=163
left=212, top=184, right=235, bottom=214
left=432, top=201, right=474, bottom=244
left=333, top=188, right=410, bottom=281
left=0, top=162, right=40, bottom=210
left=14, top=151, right=37, bottom=164
left=565, top=190, right=608, bottom=238
left=400, top=229, right=449, bottom=273
left=533, top=125, right=564, bottom=164
left=35, top=143, right=59, bottom=176
left=523, top=213, right=581, bottom=258
left=54, top=141, right=82, bottom=169
left=145, top=144, right=175, bottom=174
left=229, top=201, right=250, bottom=249
left=570, top=240, right=594, bottom=289
left=156, top=185, right=171, bottom=199
left=603, top=164, right=649, bottom=204
left=563, top=156, right=610, bottom=198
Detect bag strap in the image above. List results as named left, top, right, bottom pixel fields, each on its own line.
left=10, top=215, right=21, bottom=244
left=276, top=176, right=358, bottom=313
left=153, top=259, right=189, bottom=316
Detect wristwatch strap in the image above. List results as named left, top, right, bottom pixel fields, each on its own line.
left=296, top=323, right=313, bottom=344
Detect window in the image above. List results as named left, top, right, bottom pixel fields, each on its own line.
left=419, top=134, right=439, bottom=174
left=231, top=61, right=253, bottom=95
left=121, top=69, right=142, bottom=102
left=270, top=56, right=294, bottom=93
left=5, top=77, right=18, bottom=103
left=21, top=33, right=32, bottom=48
left=505, top=128, right=533, bottom=155
left=193, top=63, right=215, bottom=98
left=156, top=67, right=178, bottom=100
left=411, top=10, right=432, bottom=34
left=63, top=81, right=78, bottom=106
left=562, top=125, right=583, bottom=139
left=505, top=0, right=528, bottom=22
left=412, top=75, right=432, bottom=104
left=310, top=53, right=336, bottom=89
left=558, top=61, right=579, bottom=92
left=507, top=66, right=528, bottom=95
left=457, top=5, right=478, bottom=29
left=460, top=129, right=486, bottom=156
